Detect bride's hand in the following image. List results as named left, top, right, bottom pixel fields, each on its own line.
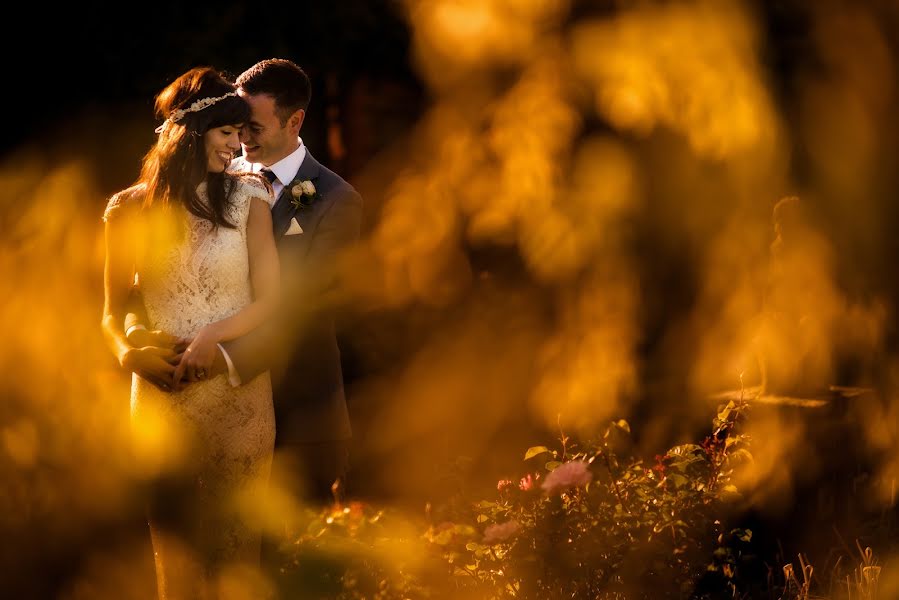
left=172, top=324, right=221, bottom=389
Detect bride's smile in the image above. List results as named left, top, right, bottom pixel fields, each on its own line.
left=204, top=125, right=241, bottom=172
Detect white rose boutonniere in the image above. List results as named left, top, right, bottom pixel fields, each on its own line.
left=290, top=178, right=320, bottom=209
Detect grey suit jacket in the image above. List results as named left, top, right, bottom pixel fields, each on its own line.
left=225, top=151, right=363, bottom=445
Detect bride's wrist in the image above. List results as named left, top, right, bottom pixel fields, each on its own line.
left=203, top=323, right=224, bottom=343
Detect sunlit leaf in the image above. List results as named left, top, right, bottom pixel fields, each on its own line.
left=668, top=444, right=703, bottom=457
left=524, top=446, right=551, bottom=460
left=728, top=449, right=753, bottom=463
left=734, top=529, right=752, bottom=542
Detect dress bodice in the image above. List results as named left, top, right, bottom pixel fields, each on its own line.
left=105, top=175, right=273, bottom=338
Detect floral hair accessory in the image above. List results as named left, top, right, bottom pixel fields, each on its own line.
left=154, top=92, right=238, bottom=133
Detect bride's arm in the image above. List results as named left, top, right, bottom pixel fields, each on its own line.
left=174, top=196, right=280, bottom=384
left=198, top=196, right=280, bottom=341
left=102, top=204, right=179, bottom=390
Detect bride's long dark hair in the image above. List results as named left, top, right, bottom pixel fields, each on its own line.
left=137, top=67, right=250, bottom=228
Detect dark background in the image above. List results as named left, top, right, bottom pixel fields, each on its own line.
left=8, top=1, right=423, bottom=188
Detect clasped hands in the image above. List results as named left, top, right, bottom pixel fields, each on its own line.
left=123, top=326, right=226, bottom=392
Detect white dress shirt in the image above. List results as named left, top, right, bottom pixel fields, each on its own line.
left=252, top=138, right=307, bottom=199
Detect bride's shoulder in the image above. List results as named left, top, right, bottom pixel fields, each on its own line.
left=230, top=172, right=275, bottom=205
left=102, top=183, right=146, bottom=222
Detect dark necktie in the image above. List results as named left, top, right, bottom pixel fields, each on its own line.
left=260, top=168, right=277, bottom=184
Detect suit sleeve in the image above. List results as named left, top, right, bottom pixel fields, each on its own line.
left=222, top=187, right=363, bottom=382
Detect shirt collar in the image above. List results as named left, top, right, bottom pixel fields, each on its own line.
left=256, top=138, right=306, bottom=186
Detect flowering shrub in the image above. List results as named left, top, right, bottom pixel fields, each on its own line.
left=281, top=398, right=754, bottom=598
left=425, top=399, right=754, bottom=599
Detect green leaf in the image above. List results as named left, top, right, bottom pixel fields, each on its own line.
left=735, top=529, right=752, bottom=542
left=432, top=529, right=455, bottom=545
left=668, top=444, right=703, bottom=457
left=614, top=419, right=631, bottom=433
left=729, top=449, right=753, bottom=463
left=545, top=460, right=562, bottom=471
left=524, top=446, right=551, bottom=460
left=668, top=473, right=689, bottom=488
left=476, top=514, right=489, bottom=523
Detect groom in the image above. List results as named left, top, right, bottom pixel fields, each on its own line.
left=129, top=58, right=363, bottom=505
left=223, top=58, right=363, bottom=504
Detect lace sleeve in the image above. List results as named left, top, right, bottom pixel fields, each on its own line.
left=102, top=185, right=144, bottom=223
left=238, top=173, right=276, bottom=207
left=102, top=194, right=124, bottom=223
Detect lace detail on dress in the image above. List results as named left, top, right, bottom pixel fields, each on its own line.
left=240, top=173, right=276, bottom=208
left=102, top=195, right=122, bottom=222
left=138, top=176, right=269, bottom=338
left=128, top=173, right=274, bottom=574
left=102, top=185, right=144, bottom=222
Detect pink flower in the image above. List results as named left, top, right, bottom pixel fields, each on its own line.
left=497, top=479, right=514, bottom=492
left=540, top=460, right=593, bottom=495
left=519, top=474, right=535, bottom=491
left=483, top=520, right=520, bottom=544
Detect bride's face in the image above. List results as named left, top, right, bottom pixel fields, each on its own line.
left=204, top=125, right=242, bottom=173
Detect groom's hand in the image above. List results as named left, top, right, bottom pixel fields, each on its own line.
left=121, top=346, right=180, bottom=392
left=127, top=328, right=188, bottom=353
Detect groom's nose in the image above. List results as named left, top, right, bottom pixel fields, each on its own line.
left=239, top=125, right=250, bottom=143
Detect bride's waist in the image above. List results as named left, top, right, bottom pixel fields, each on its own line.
left=145, top=304, right=249, bottom=337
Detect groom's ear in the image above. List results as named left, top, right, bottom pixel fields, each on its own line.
left=289, top=109, right=306, bottom=134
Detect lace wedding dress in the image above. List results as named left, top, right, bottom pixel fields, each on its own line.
left=104, top=174, right=275, bottom=592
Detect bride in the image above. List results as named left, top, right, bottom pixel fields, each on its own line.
left=101, top=67, right=278, bottom=598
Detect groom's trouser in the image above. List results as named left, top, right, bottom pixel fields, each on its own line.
left=262, top=440, right=349, bottom=578
left=273, top=439, right=350, bottom=506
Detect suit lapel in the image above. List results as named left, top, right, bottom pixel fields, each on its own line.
left=271, top=151, right=323, bottom=242
left=271, top=186, right=296, bottom=239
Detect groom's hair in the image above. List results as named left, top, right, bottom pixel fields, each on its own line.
left=237, top=59, right=311, bottom=125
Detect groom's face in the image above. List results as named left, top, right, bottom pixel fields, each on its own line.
left=239, top=91, right=299, bottom=167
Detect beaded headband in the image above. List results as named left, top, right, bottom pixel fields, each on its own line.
left=154, top=91, right=238, bottom=133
